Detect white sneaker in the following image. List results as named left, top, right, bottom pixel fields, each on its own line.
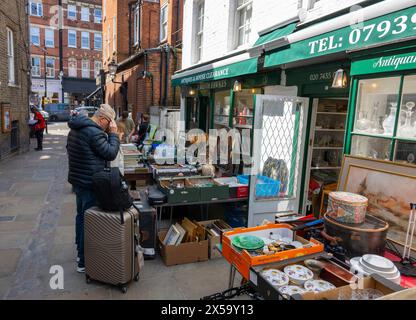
left=76, top=266, right=85, bottom=273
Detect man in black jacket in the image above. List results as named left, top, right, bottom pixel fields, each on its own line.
left=67, top=104, right=120, bottom=273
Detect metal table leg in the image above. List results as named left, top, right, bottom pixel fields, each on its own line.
left=228, top=264, right=236, bottom=289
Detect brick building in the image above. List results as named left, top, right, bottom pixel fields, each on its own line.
left=29, top=0, right=102, bottom=108
left=0, top=0, right=31, bottom=159
left=101, top=0, right=183, bottom=122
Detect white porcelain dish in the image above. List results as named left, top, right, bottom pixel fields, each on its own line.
left=284, top=265, right=314, bottom=285
left=261, top=269, right=290, bottom=287
left=361, top=254, right=395, bottom=272
left=278, top=285, right=306, bottom=296
left=304, top=280, right=336, bottom=293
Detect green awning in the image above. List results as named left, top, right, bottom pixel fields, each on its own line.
left=263, top=6, right=416, bottom=69
left=253, top=22, right=297, bottom=47
left=172, top=57, right=258, bottom=86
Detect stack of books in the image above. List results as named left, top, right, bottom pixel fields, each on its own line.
left=119, top=144, right=144, bottom=174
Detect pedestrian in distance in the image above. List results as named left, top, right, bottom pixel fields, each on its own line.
left=116, top=111, right=135, bottom=143
left=30, top=106, right=46, bottom=151
left=66, top=104, right=121, bottom=273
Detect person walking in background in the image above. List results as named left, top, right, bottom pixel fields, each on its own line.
left=137, top=113, right=150, bottom=145
left=30, top=106, right=46, bottom=151
left=116, top=111, right=135, bottom=143
left=66, top=104, right=120, bottom=273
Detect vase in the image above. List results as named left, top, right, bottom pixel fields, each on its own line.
left=399, top=111, right=415, bottom=138
left=383, top=104, right=397, bottom=135
left=356, top=111, right=371, bottom=131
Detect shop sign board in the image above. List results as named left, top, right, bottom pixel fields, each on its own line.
left=351, top=51, right=416, bottom=75
left=265, top=6, right=416, bottom=68
left=172, top=58, right=258, bottom=86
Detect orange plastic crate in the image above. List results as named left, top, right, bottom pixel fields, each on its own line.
left=222, top=223, right=324, bottom=280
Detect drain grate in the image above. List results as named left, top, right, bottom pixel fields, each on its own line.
left=0, top=216, right=16, bottom=222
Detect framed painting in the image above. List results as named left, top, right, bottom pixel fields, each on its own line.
left=1, top=103, right=11, bottom=133
left=338, top=155, right=416, bottom=250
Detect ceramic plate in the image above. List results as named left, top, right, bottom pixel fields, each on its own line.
left=278, top=285, right=306, bottom=296
left=284, top=265, right=314, bottom=284
left=304, top=280, right=336, bottom=293
left=261, top=269, right=289, bottom=287
left=232, top=235, right=265, bottom=250
left=361, top=254, right=395, bottom=272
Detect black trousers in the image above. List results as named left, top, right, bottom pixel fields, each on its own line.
left=35, top=129, right=44, bottom=150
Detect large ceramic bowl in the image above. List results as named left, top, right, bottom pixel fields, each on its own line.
left=283, top=265, right=314, bottom=285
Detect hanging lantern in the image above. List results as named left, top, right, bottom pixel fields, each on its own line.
left=332, top=69, right=348, bottom=88
left=233, top=80, right=242, bottom=92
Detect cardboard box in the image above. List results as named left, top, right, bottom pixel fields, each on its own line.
left=197, top=219, right=232, bottom=259
left=158, top=230, right=209, bottom=266
left=292, top=274, right=404, bottom=300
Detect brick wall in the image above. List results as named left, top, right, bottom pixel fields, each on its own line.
left=0, top=0, right=30, bottom=160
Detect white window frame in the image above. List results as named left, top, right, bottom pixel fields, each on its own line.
left=30, top=26, right=40, bottom=46
left=67, top=4, right=77, bottom=20
left=68, top=29, right=77, bottom=48
left=81, top=6, right=90, bottom=22
left=112, top=17, right=117, bottom=52
left=160, top=4, right=168, bottom=42
left=94, top=8, right=102, bottom=23
left=81, top=31, right=90, bottom=49
left=133, top=5, right=140, bottom=46
left=94, top=33, right=102, bottom=50
left=45, top=28, right=54, bottom=48
left=7, top=28, right=15, bottom=85
left=82, top=59, right=90, bottom=78
left=30, top=2, right=43, bottom=17
left=94, top=60, right=102, bottom=77
left=235, top=0, right=252, bottom=48
left=45, top=57, right=55, bottom=78
left=68, top=58, right=77, bottom=77
left=31, top=56, right=41, bottom=77
left=193, top=1, right=204, bottom=63
left=308, top=0, right=321, bottom=10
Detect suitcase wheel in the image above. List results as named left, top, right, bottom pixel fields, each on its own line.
left=134, top=273, right=140, bottom=282
left=121, top=286, right=127, bottom=294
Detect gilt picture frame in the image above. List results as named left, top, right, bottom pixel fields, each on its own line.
left=338, top=155, right=416, bottom=250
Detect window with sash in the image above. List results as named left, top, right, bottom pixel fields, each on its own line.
left=32, top=56, right=41, bottom=77
left=235, top=0, right=252, bottom=48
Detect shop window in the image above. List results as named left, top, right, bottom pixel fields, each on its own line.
left=68, top=30, right=77, bottom=47
left=46, top=57, right=55, bottom=78
left=68, top=4, right=77, bottom=20
left=31, top=56, right=41, bottom=77
left=235, top=0, right=252, bottom=48
left=68, top=58, right=77, bottom=77
left=160, top=4, right=168, bottom=42
left=7, top=28, right=15, bottom=85
left=30, top=1, right=43, bottom=17
left=233, top=88, right=260, bottom=129
left=45, top=28, right=54, bottom=48
left=81, top=31, right=90, bottom=49
left=214, top=90, right=231, bottom=129
left=30, top=27, right=40, bottom=46
left=349, top=74, right=416, bottom=163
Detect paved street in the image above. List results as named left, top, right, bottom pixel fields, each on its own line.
left=0, top=122, right=244, bottom=300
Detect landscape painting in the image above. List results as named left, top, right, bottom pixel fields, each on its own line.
left=340, top=159, right=416, bottom=250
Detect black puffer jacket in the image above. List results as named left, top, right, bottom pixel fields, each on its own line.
left=67, top=115, right=120, bottom=189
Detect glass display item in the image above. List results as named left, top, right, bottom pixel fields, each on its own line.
left=382, top=102, right=397, bottom=135
left=356, top=111, right=371, bottom=131
left=398, top=111, right=415, bottom=138
left=369, top=102, right=382, bottom=134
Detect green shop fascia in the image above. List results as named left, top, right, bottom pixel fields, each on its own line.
left=172, top=58, right=280, bottom=132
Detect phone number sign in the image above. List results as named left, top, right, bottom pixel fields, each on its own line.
left=265, top=6, right=416, bottom=68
